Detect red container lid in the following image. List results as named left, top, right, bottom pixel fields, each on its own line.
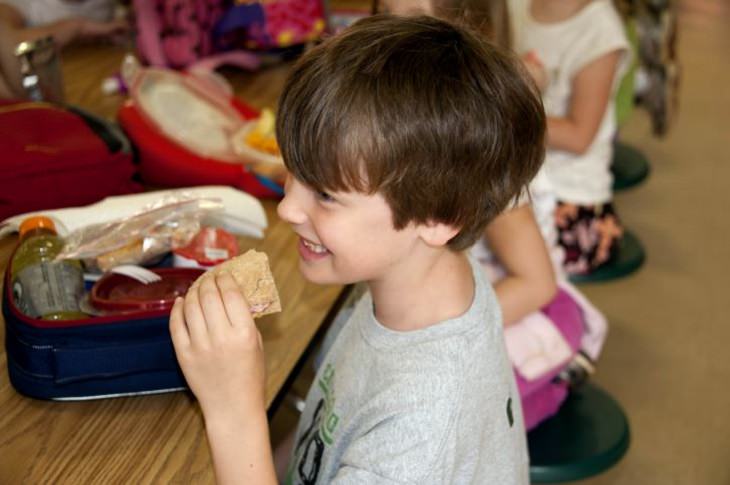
left=90, top=268, right=205, bottom=312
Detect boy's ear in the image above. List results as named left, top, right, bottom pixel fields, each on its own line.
left=417, top=220, right=461, bottom=247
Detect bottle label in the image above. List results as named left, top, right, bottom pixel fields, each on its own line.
left=13, top=262, right=84, bottom=319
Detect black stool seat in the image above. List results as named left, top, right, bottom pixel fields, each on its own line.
left=569, top=230, right=645, bottom=284
left=612, top=141, right=650, bottom=191
left=528, top=383, right=631, bottom=483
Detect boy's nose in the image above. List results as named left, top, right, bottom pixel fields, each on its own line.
left=277, top=178, right=308, bottom=226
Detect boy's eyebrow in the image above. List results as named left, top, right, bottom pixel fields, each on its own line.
left=297, top=177, right=351, bottom=198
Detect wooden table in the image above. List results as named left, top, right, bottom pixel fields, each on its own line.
left=0, top=45, right=346, bottom=483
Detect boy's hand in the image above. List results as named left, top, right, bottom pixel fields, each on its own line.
left=170, top=272, right=267, bottom=420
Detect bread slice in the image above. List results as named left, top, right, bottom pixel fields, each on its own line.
left=191, top=249, right=281, bottom=318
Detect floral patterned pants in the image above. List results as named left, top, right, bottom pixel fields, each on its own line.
left=555, top=202, right=623, bottom=275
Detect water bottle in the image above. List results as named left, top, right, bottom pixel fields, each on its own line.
left=11, top=216, right=86, bottom=320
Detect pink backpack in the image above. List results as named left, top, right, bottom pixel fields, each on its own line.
left=134, top=0, right=327, bottom=69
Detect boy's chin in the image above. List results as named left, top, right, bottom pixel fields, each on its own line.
left=297, top=261, right=358, bottom=286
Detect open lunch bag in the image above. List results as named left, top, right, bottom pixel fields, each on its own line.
left=116, top=55, right=288, bottom=199
left=3, top=268, right=191, bottom=400
left=117, top=0, right=334, bottom=200
left=1, top=185, right=268, bottom=400
left=0, top=101, right=186, bottom=400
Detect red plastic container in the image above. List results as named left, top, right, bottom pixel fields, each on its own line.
left=90, top=268, right=204, bottom=313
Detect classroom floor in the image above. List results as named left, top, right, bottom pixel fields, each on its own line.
left=271, top=1, right=730, bottom=483
left=576, top=1, right=730, bottom=483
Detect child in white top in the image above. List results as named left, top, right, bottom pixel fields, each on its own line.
left=511, top=0, right=631, bottom=275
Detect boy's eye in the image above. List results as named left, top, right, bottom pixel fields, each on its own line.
left=316, top=190, right=335, bottom=203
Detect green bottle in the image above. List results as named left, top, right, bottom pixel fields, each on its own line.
left=11, top=216, right=87, bottom=320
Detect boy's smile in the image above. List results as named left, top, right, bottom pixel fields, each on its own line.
left=299, top=237, right=330, bottom=261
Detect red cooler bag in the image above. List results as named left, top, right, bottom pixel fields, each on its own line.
left=118, top=68, right=284, bottom=199
left=0, top=101, right=141, bottom=221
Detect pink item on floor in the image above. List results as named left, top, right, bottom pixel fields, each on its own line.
left=505, top=311, right=573, bottom=381
left=511, top=289, right=585, bottom=430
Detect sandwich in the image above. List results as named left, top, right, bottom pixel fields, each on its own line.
left=191, top=249, right=281, bottom=318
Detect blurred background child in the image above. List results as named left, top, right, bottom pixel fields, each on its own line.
left=510, top=0, right=631, bottom=275
left=0, top=0, right=127, bottom=99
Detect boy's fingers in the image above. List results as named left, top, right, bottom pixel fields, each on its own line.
left=215, top=272, right=254, bottom=328
left=183, top=283, right=211, bottom=347
left=169, top=297, right=190, bottom=348
left=198, top=274, right=230, bottom=340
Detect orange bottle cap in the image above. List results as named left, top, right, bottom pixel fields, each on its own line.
left=19, top=216, right=56, bottom=238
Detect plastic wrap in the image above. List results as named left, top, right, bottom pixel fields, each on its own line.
left=0, top=186, right=268, bottom=239
left=56, top=195, right=224, bottom=271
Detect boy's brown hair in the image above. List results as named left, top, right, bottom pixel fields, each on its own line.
left=276, top=15, right=545, bottom=250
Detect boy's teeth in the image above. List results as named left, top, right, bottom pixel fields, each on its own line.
left=303, top=238, right=328, bottom=254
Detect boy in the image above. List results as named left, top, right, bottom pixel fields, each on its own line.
left=170, top=14, right=546, bottom=484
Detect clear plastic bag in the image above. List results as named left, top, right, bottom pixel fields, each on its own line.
left=56, top=194, right=224, bottom=272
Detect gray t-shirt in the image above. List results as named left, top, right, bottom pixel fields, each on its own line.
left=285, top=257, right=529, bottom=484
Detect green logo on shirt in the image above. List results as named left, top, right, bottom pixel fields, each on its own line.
left=318, top=363, right=340, bottom=445
left=287, top=363, right=342, bottom=484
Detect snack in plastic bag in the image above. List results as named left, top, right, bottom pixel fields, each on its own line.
left=56, top=194, right=224, bottom=272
